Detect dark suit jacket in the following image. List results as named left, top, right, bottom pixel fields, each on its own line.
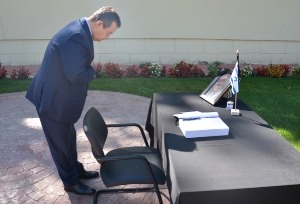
left=26, top=18, right=94, bottom=124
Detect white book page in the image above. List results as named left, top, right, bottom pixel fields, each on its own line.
left=174, top=112, right=219, bottom=119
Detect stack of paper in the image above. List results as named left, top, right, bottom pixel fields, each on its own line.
left=175, top=112, right=229, bottom=138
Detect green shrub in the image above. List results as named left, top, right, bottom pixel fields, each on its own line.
left=10, top=67, right=31, bottom=80
left=124, top=64, right=139, bottom=78
left=103, top=62, right=122, bottom=78
left=208, top=61, right=222, bottom=77
left=241, top=66, right=253, bottom=77
left=291, top=66, right=300, bottom=77
left=267, top=64, right=284, bottom=78
left=280, top=64, right=291, bottom=77
left=166, top=61, right=204, bottom=78
left=0, top=65, right=8, bottom=79
left=139, top=63, right=151, bottom=78
left=149, top=63, right=162, bottom=78
left=160, top=65, right=167, bottom=77
left=253, top=65, right=268, bottom=77
left=93, top=63, right=105, bottom=78
left=138, top=62, right=152, bottom=68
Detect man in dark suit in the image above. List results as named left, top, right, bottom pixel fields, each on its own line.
left=26, top=6, right=121, bottom=195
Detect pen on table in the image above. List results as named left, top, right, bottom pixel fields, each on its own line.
left=182, top=117, right=201, bottom=121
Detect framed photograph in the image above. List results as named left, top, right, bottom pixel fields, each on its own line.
left=200, top=74, right=231, bottom=105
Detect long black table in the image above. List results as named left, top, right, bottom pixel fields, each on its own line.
left=145, top=92, right=300, bottom=204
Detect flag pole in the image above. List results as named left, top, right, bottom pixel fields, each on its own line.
left=234, top=93, right=237, bottom=110
left=235, top=49, right=239, bottom=110
left=230, top=49, right=240, bottom=115
left=237, top=49, right=240, bottom=77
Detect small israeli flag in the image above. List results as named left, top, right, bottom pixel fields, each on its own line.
left=230, top=62, right=239, bottom=94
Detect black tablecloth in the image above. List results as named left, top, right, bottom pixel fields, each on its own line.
left=145, top=92, right=300, bottom=204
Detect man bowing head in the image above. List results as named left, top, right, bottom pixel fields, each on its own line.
left=26, top=6, right=120, bottom=195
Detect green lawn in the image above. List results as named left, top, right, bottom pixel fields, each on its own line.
left=1, top=77, right=299, bottom=151
left=0, top=78, right=32, bottom=93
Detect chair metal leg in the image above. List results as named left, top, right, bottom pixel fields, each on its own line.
left=93, top=186, right=163, bottom=204
left=93, top=190, right=101, bottom=204
left=153, top=183, right=163, bottom=204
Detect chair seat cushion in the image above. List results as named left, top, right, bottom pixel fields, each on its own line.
left=101, top=147, right=166, bottom=187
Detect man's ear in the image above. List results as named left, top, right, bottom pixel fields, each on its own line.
left=96, top=20, right=104, bottom=27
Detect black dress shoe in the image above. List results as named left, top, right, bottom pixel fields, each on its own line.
left=79, top=170, right=99, bottom=179
left=64, top=182, right=96, bottom=195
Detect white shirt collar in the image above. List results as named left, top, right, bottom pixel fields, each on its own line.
left=85, top=17, right=92, bottom=36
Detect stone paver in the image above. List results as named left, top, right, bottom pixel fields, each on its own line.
left=0, top=91, right=170, bottom=204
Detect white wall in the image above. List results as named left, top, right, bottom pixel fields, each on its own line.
left=0, top=0, right=300, bottom=66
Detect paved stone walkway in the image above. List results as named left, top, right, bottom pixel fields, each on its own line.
left=0, top=91, right=170, bottom=204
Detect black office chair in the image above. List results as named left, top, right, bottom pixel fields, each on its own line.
left=83, top=107, right=166, bottom=204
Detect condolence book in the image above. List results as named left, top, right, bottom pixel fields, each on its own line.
left=176, top=112, right=229, bottom=138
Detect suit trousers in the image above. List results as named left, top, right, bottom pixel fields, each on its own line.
left=37, top=110, right=85, bottom=186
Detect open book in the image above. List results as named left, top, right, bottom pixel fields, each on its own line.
left=174, top=112, right=229, bottom=138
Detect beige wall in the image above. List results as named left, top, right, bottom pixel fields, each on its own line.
left=0, top=0, right=300, bottom=66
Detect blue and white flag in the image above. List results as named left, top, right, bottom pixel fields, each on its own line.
left=230, top=62, right=239, bottom=94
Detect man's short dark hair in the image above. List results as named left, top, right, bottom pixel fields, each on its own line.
left=90, top=6, right=121, bottom=28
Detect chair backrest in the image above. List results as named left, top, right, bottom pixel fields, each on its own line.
left=83, top=107, right=108, bottom=158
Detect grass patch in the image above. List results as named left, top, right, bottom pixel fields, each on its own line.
left=1, top=77, right=299, bottom=151
left=89, top=77, right=212, bottom=98
left=0, top=78, right=32, bottom=93
left=239, top=77, right=300, bottom=150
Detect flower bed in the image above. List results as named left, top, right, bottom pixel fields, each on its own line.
left=0, top=63, right=31, bottom=80
left=93, top=61, right=205, bottom=79
left=241, top=64, right=298, bottom=78
left=92, top=61, right=298, bottom=79
left=1, top=61, right=299, bottom=80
